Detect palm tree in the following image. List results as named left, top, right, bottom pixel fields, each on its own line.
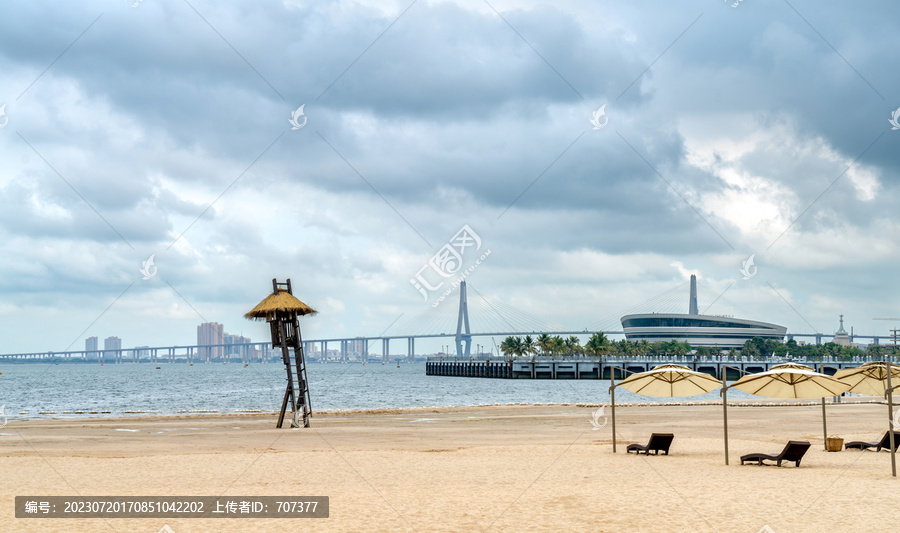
left=522, top=335, right=537, bottom=357
left=585, top=332, right=610, bottom=357
left=550, top=336, right=565, bottom=357
left=537, top=333, right=552, bottom=356
left=500, top=336, right=521, bottom=357
left=639, top=340, right=650, bottom=356
left=565, top=336, right=582, bottom=356
left=514, top=337, right=526, bottom=357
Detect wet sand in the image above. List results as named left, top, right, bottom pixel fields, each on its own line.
left=1, top=402, right=896, bottom=532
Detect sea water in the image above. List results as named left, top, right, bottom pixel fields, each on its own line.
left=0, top=362, right=755, bottom=421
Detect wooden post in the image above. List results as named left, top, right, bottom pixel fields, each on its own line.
left=722, top=387, right=729, bottom=465
left=820, top=363, right=828, bottom=450
left=276, top=386, right=290, bottom=429
left=722, top=366, right=729, bottom=466
left=610, top=366, right=617, bottom=453
left=887, top=365, right=896, bottom=477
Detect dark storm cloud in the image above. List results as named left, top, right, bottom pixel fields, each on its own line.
left=0, top=0, right=898, bottom=351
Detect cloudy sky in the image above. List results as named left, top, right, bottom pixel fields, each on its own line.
left=1, top=0, right=898, bottom=355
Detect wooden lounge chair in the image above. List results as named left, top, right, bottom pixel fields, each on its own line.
left=626, top=433, right=674, bottom=455
left=845, top=431, right=900, bottom=452
left=740, top=441, right=811, bottom=467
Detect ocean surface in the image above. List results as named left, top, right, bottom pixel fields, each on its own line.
left=0, top=362, right=759, bottom=422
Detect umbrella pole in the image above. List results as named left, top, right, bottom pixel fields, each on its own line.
left=722, top=365, right=729, bottom=466
left=888, top=369, right=896, bottom=477
left=723, top=385, right=729, bottom=466
left=820, top=363, right=827, bottom=451
left=610, top=367, right=617, bottom=453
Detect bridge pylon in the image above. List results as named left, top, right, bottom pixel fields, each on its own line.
left=456, top=281, right=472, bottom=357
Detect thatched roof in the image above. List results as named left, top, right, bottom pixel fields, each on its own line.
left=244, top=290, right=317, bottom=321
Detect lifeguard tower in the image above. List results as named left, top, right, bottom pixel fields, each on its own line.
left=245, top=279, right=315, bottom=428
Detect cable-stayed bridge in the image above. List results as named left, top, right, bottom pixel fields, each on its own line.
left=0, top=281, right=890, bottom=363
left=0, top=282, right=608, bottom=363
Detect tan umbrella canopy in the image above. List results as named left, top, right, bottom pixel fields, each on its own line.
left=617, top=364, right=723, bottom=397
left=833, top=361, right=900, bottom=396
left=609, top=364, right=722, bottom=453
left=833, top=361, right=900, bottom=477
left=722, top=363, right=851, bottom=463
left=731, top=363, right=850, bottom=398
left=244, top=290, right=317, bottom=321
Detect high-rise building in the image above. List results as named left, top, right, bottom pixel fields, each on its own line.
left=224, top=333, right=251, bottom=360
left=197, top=322, right=224, bottom=361
left=104, top=336, right=122, bottom=361
left=85, top=336, right=98, bottom=359
left=349, top=338, right=367, bottom=360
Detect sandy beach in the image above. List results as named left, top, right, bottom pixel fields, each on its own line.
left=1, top=401, right=897, bottom=532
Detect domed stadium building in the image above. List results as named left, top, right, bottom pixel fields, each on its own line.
left=620, top=275, right=786, bottom=349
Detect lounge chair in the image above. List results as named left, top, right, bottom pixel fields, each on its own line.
left=845, top=431, right=900, bottom=452
left=626, top=433, right=674, bottom=455
left=740, top=441, right=811, bottom=467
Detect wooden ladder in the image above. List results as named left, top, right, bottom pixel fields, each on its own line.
left=288, top=331, right=312, bottom=428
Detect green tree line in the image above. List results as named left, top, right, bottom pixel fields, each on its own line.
left=497, top=334, right=899, bottom=359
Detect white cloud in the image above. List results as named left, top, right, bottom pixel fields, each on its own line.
left=0, top=0, right=898, bottom=352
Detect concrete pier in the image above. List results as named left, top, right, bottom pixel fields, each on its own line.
left=425, top=357, right=868, bottom=379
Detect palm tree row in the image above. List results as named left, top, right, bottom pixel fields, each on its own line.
left=500, top=333, right=612, bottom=357
left=498, top=335, right=697, bottom=358
left=498, top=335, right=900, bottom=359
left=486, top=333, right=900, bottom=359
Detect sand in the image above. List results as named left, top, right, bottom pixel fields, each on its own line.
left=1, top=401, right=897, bottom=532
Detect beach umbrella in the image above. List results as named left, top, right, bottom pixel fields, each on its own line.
left=833, top=361, right=900, bottom=396
left=833, top=361, right=900, bottom=477
left=609, top=364, right=722, bottom=453
left=732, top=363, right=849, bottom=398
left=722, top=363, right=851, bottom=463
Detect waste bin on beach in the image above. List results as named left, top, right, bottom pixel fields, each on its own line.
left=825, top=436, right=843, bottom=452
